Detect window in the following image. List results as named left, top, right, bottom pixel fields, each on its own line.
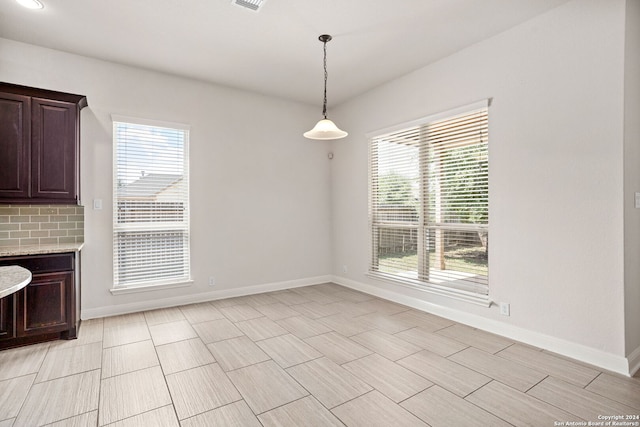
left=112, top=117, right=191, bottom=291
left=368, top=101, right=489, bottom=304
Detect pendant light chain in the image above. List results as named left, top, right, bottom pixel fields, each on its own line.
left=322, top=38, right=328, bottom=119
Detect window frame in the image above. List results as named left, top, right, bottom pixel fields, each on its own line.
left=367, top=100, right=490, bottom=306
left=110, top=115, right=192, bottom=294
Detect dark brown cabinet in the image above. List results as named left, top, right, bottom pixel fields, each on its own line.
left=0, top=82, right=87, bottom=204
left=0, top=294, right=15, bottom=340
left=0, top=252, right=78, bottom=349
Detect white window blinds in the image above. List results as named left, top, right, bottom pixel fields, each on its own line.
left=369, top=103, right=489, bottom=302
left=112, top=118, right=190, bottom=288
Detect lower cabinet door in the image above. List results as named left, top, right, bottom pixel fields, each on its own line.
left=19, top=271, right=72, bottom=336
left=0, top=294, right=16, bottom=340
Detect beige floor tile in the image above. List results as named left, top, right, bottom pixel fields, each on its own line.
left=99, top=366, right=171, bottom=425
left=48, top=318, right=104, bottom=350
left=149, top=319, right=198, bottom=346
left=585, top=373, right=640, bottom=410
left=257, top=334, right=322, bottom=368
left=333, top=290, right=375, bottom=303
left=191, top=318, right=244, bottom=344
left=304, top=331, right=372, bottom=364
left=207, top=336, right=270, bottom=371
left=498, top=343, right=600, bottom=387
left=143, top=307, right=186, bottom=326
left=156, top=338, right=215, bottom=375
left=355, top=299, right=411, bottom=316
left=15, top=370, right=100, bottom=426
left=528, top=376, right=637, bottom=421
left=390, top=310, right=455, bottom=331
left=76, top=319, right=105, bottom=343
left=241, top=293, right=280, bottom=307
left=104, top=405, right=178, bottom=427
left=226, top=360, right=308, bottom=414
left=289, top=285, right=322, bottom=295
left=276, top=316, right=332, bottom=339
left=0, top=374, right=35, bottom=421
left=466, top=380, right=580, bottom=426
left=103, top=312, right=146, bottom=329
left=103, top=322, right=151, bottom=348
left=218, top=304, right=263, bottom=322
left=326, top=301, right=377, bottom=317
left=102, top=340, right=159, bottom=379
left=312, top=283, right=346, bottom=293
left=351, top=330, right=421, bottom=361
left=254, top=303, right=301, bottom=320
left=289, top=302, right=340, bottom=319
left=0, top=342, right=49, bottom=381
left=344, top=353, right=432, bottom=402
left=235, top=317, right=288, bottom=341
left=395, top=326, right=469, bottom=356
left=317, top=313, right=373, bottom=337
left=332, top=390, right=427, bottom=427
left=401, top=385, right=511, bottom=427
left=178, top=302, right=225, bottom=324
left=436, top=324, right=513, bottom=353
left=355, top=312, right=415, bottom=334
left=166, top=364, right=241, bottom=420
left=180, top=401, right=261, bottom=427
left=259, top=396, right=344, bottom=427
left=210, top=296, right=249, bottom=308
left=449, top=347, right=546, bottom=392
left=270, top=290, right=312, bottom=305
left=304, top=291, right=343, bottom=305
left=286, top=357, right=372, bottom=408
left=398, top=350, right=491, bottom=397
left=44, top=411, right=98, bottom=427
left=0, top=419, right=13, bottom=427
left=36, top=341, right=102, bottom=383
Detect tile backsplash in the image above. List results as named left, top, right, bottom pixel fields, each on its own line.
left=0, top=205, right=84, bottom=247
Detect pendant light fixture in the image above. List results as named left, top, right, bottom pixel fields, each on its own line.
left=304, top=34, right=348, bottom=140
left=16, top=0, right=44, bottom=8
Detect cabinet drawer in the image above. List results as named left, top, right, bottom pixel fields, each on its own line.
left=0, top=253, right=74, bottom=273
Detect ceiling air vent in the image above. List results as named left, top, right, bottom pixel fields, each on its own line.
left=231, top=0, right=267, bottom=12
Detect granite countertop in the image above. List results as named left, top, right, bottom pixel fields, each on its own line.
left=0, top=265, right=32, bottom=299
left=0, top=242, right=84, bottom=257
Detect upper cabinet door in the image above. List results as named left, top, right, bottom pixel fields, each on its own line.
left=31, top=97, right=78, bottom=203
left=0, top=93, right=31, bottom=199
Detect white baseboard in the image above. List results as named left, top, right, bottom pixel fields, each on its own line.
left=332, top=275, right=632, bottom=377
left=81, top=275, right=332, bottom=320
left=628, top=345, right=640, bottom=377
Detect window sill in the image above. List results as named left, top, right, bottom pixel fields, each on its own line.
left=367, top=271, right=491, bottom=307
left=110, top=279, right=193, bottom=295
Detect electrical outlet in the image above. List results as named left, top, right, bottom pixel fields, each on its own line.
left=342, top=265, right=348, bottom=273
left=208, top=276, right=215, bottom=286
left=499, top=302, right=510, bottom=316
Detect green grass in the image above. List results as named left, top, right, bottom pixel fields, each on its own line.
left=379, top=247, right=487, bottom=276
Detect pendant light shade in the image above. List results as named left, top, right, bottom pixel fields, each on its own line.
left=304, top=35, right=348, bottom=140
left=303, top=119, right=347, bottom=140
left=16, top=0, right=43, bottom=8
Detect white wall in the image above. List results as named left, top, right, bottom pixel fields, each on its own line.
left=0, top=38, right=333, bottom=316
left=624, top=0, right=640, bottom=370
left=331, top=0, right=628, bottom=364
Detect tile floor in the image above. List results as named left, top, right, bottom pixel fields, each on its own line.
left=0, top=283, right=639, bottom=426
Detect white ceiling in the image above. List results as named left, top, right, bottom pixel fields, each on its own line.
left=0, top=0, right=570, bottom=107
